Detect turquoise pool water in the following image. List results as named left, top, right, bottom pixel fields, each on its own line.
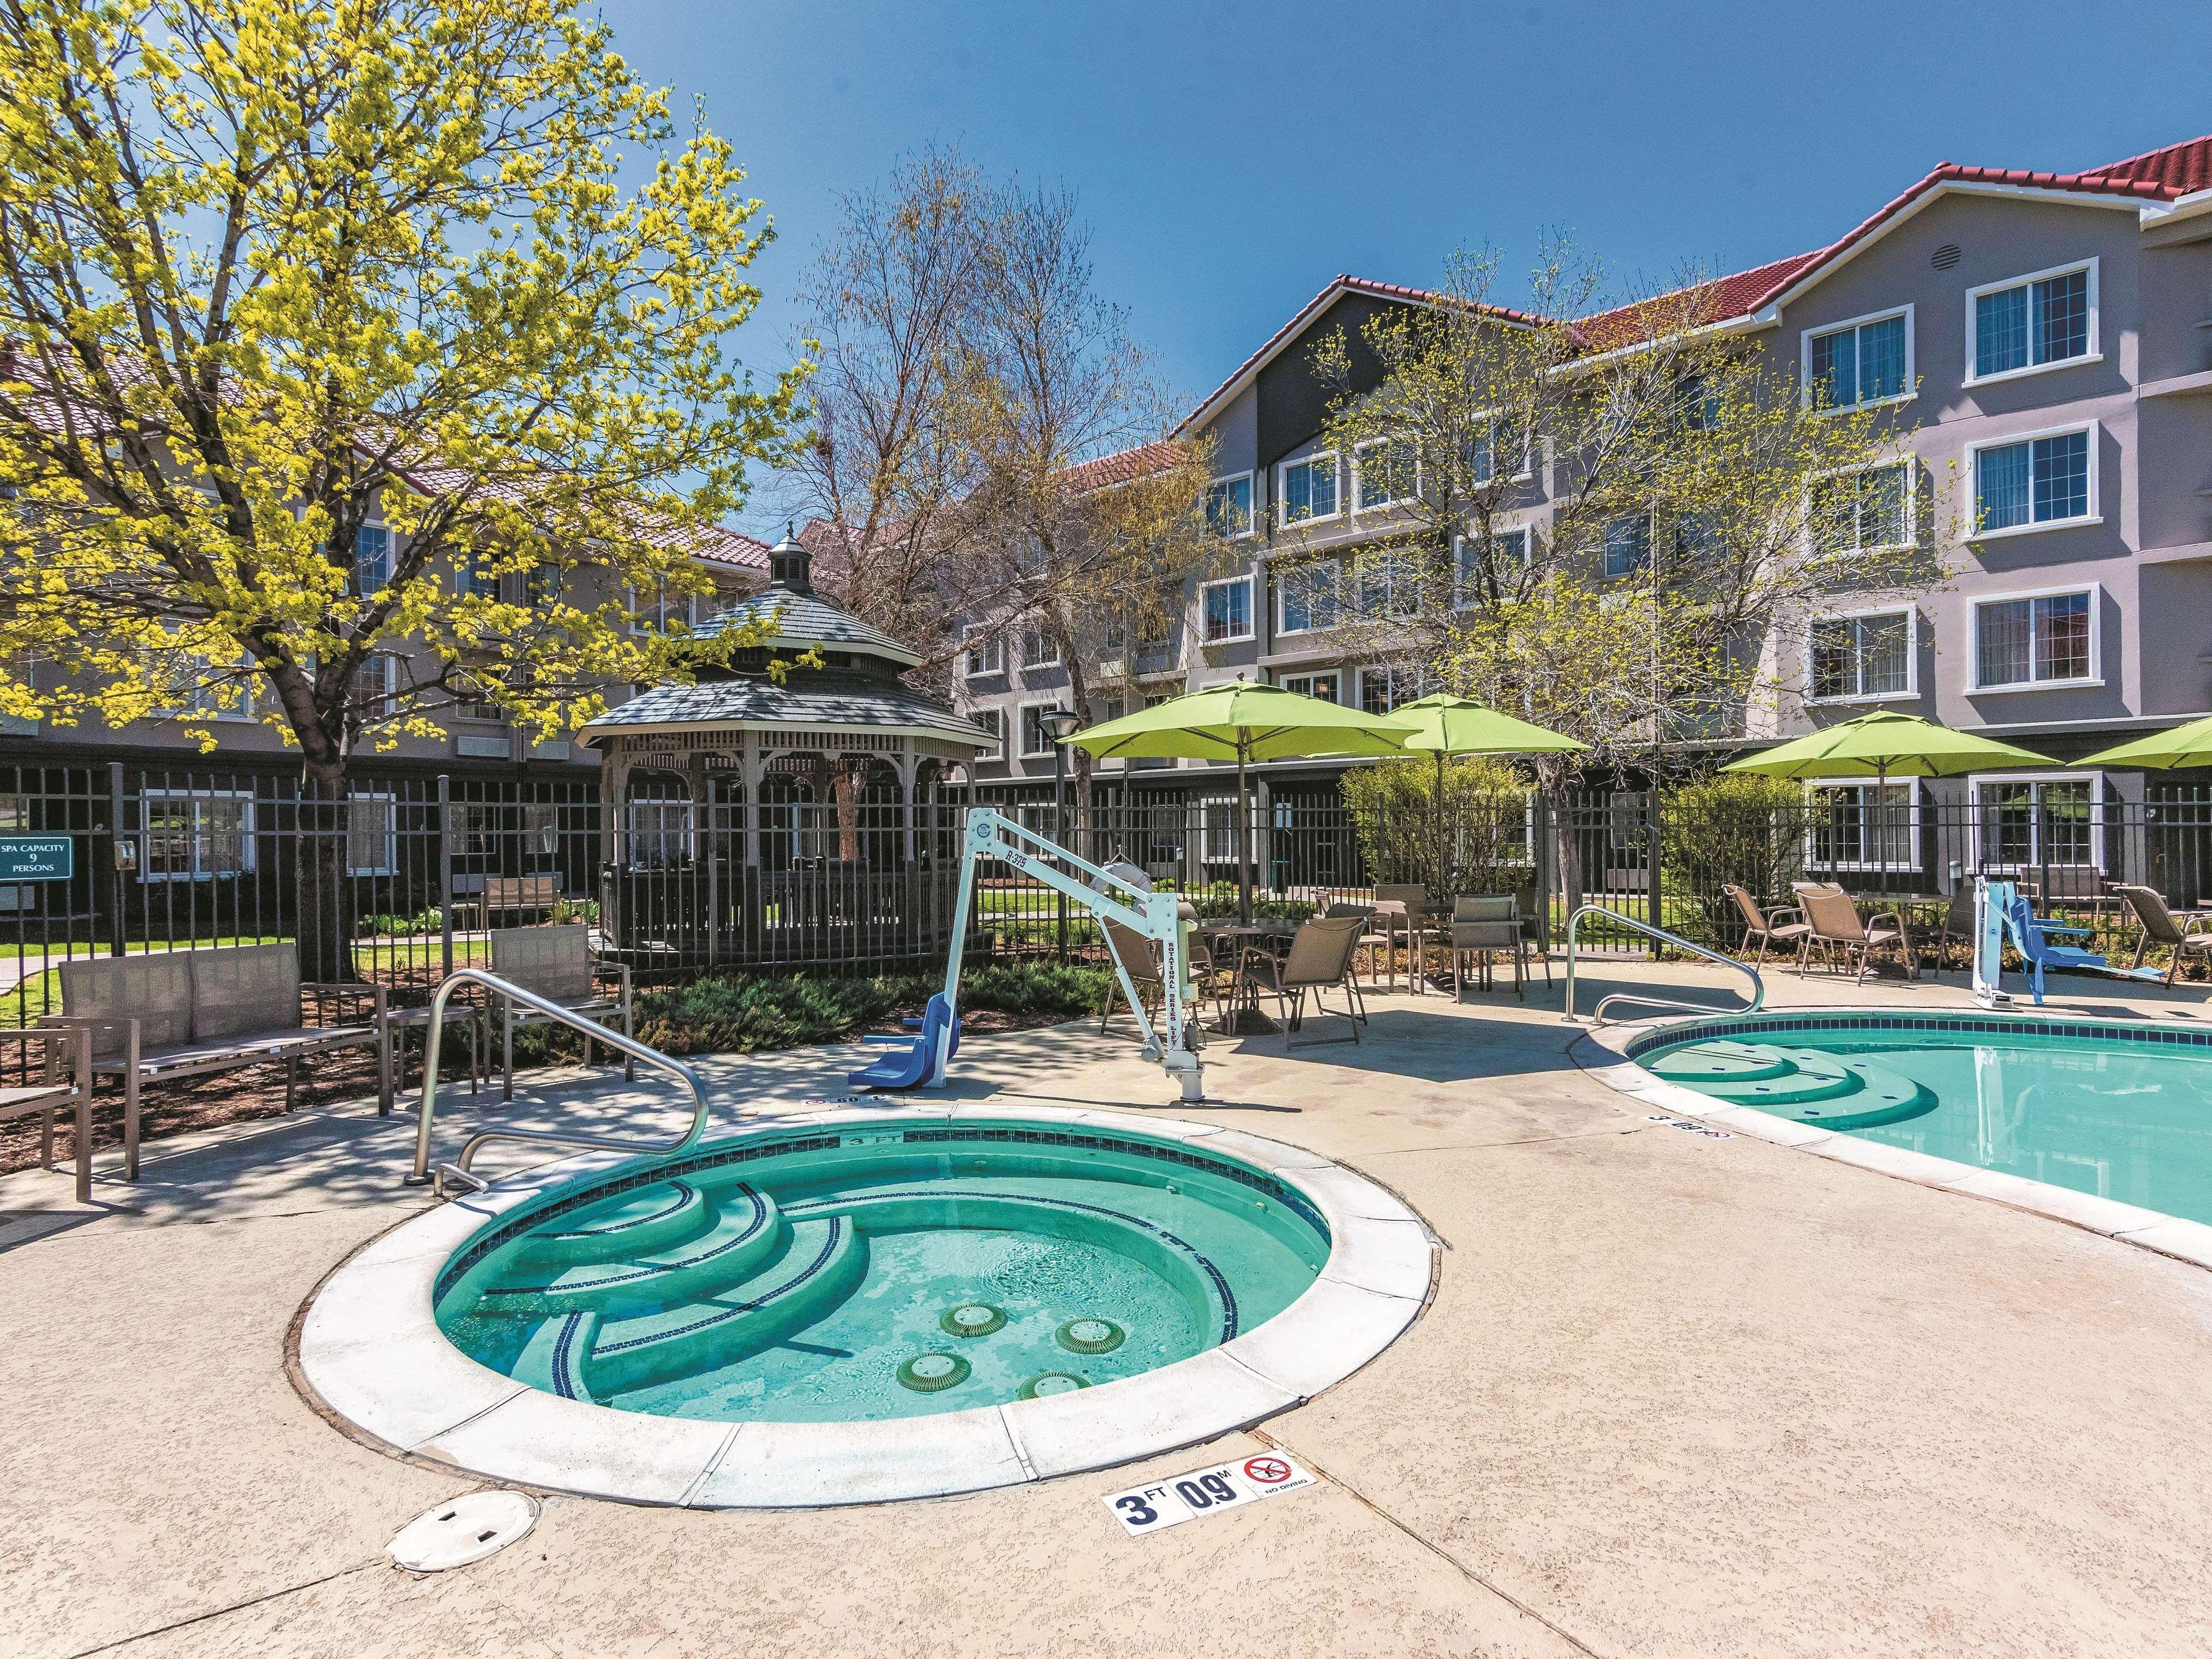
left=1638, top=1017, right=2212, bottom=1225
left=435, top=1125, right=1328, bottom=1423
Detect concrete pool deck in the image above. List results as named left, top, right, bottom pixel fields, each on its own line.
left=9, top=959, right=2212, bottom=1658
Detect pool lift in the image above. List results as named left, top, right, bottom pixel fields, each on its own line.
left=847, top=809, right=1206, bottom=1102
left=1970, top=877, right=2160, bottom=1007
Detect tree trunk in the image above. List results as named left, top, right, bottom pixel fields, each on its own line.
left=297, top=755, right=355, bottom=984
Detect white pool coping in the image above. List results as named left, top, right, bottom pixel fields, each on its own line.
left=1575, top=1010, right=2212, bottom=1275
left=290, top=1105, right=1435, bottom=1509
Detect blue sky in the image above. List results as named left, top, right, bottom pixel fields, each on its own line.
left=605, top=1, right=2212, bottom=535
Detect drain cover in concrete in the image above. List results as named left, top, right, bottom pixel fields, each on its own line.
left=388, top=1490, right=539, bottom=1573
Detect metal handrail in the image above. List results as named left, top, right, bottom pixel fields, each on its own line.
left=404, top=967, right=710, bottom=1196
left=1562, top=904, right=1764, bottom=1027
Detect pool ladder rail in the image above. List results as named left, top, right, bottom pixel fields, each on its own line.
left=404, top=967, right=711, bottom=1198
left=1562, top=904, right=1766, bottom=1028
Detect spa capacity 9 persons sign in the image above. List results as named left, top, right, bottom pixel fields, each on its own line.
left=0, top=837, right=71, bottom=882
left=1103, top=1452, right=1318, bottom=1537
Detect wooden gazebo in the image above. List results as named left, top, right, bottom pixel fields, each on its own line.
left=581, top=532, right=991, bottom=972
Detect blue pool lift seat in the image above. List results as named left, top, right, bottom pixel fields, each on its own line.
left=2002, top=893, right=2124, bottom=1003
left=847, top=993, right=961, bottom=1090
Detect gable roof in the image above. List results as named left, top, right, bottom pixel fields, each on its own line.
left=1183, top=133, right=2212, bottom=400
left=1178, top=275, right=1543, bottom=437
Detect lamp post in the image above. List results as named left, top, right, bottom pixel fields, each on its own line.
left=1039, top=706, right=1084, bottom=960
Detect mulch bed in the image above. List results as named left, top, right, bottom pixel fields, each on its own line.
left=2, top=1002, right=1085, bottom=1179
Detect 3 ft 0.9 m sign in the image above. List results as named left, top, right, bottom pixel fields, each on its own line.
left=0, top=837, right=73, bottom=882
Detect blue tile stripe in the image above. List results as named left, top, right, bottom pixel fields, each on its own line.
left=1625, top=1010, right=2212, bottom=1064
left=784, top=1187, right=1242, bottom=1342
left=540, top=1181, right=696, bottom=1241
left=550, top=1311, right=590, bottom=1400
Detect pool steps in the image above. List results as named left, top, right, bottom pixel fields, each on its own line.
left=478, top=1184, right=779, bottom=1315
left=1647, top=1040, right=1934, bottom=1132
left=516, top=1180, right=710, bottom=1268
left=509, top=1213, right=865, bottom=1400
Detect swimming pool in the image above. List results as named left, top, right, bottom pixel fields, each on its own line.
left=1630, top=1014, right=2212, bottom=1226
left=296, top=1105, right=1433, bottom=1506
left=433, top=1123, right=1328, bottom=1423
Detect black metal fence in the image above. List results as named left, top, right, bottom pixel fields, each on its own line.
left=6, top=764, right=2207, bottom=1073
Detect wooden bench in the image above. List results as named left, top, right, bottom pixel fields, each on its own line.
left=47, top=945, right=391, bottom=1180
left=1, top=1025, right=92, bottom=1201
left=456, top=875, right=560, bottom=930
left=487, top=925, right=632, bottom=1100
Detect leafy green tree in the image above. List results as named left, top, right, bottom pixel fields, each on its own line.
left=0, top=0, right=803, bottom=971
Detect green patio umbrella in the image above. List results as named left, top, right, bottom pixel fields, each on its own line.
left=1391, top=694, right=1586, bottom=899
left=1720, top=710, right=2055, bottom=789
left=1064, top=677, right=1414, bottom=921
left=2080, top=714, right=2212, bottom=772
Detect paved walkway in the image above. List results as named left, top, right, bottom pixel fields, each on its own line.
left=8, top=959, right=2212, bottom=1658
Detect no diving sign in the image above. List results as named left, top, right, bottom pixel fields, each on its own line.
left=1103, top=1452, right=1318, bottom=1537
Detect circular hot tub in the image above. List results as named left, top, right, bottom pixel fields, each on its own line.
left=294, top=1107, right=1432, bottom=1506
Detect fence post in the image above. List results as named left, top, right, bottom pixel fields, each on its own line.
left=108, top=762, right=127, bottom=958
left=1645, top=789, right=1663, bottom=961
left=437, top=774, right=453, bottom=982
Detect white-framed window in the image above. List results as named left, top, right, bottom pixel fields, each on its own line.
left=1968, top=772, right=2104, bottom=874
left=1810, top=459, right=1915, bottom=554
left=1354, top=548, right=1421, bottom=618
left=970, top=707, right=1005, bottom=762
left=1277, top=452, right=1340, bottom=526
left=1020, top=628, right=1060, bottom=671
left=1967, top=259, right=2098, bottom=385
left=1278, top=671, right=1341, bottom=703
left=1972, top=584, right=2099, bottom=691
left=1801, top=305, right=1912, bottom=412
left=1199, top=795, right=1251, bottom=863
left=1205, top=472, right=1255, bottom=539
left=962, top=628, right=1006, bottom=678
left=1804, top=778, right=1920, bottom=873
left=350, top=652, right=402, bottom=724
left=347, top=791, right=397, bottom=877
left=1353, top=436, right=1418, bottom=512
left=1602, top=515, right=1650, bottom=579
left=1968, top=422, right=2097, bottom=539
left=1275, top=558, right=1342, bottom=635
left=1808, top=608, right=1915, bottom=703
left=1357, top=664, right=1423, bottom=715
left=352, top=522, right=392, bottom=593
left=1201, top=576, right=1253, bottom=643
left=500, top=562, right=559, bottom=605
left=142, top=790, right=255, bottom=882
left=1453, top=527, right=1531, bottom=605
left=1019, top=702, right=1060, bottom=757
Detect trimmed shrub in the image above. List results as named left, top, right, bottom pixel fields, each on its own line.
left=1659, top=772, right=1808, bottom=948
left=1339, top=755, right=1536, bottom=902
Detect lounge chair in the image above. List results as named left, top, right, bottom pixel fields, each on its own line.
left=2112, top=884, right=2212, bottom=986
left=1796, top=886, right=1917, bottom=984
left=1449, top=895, right=1527, bottom=999
left=1238, top=913, right=1369, bottom=1046
left=1724, top=884, right=1811, bottom=969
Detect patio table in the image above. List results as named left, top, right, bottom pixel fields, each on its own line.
left=1196, top=921, right=1299, bottom=1035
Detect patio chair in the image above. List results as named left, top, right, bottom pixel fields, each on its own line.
left=2111, top=884, right=2212, bottom=986
left=1237, top=913, right=1369, bottom=1047
left=1516, top=878, right=1555, bottom=988
left=1449, top=895, right=1528, bottom=1000
left=1367, top=883, right=1432, bottom=992
left=1724, top=884, right=1811, bottom=969
left=1930, top=887, right=1978, bottom=976
left=1099, top=915, right=1168, bottom=1035
left=1797, top=886, right=1917, bottom=984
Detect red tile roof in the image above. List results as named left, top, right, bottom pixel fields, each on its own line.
left=1188, top=134, right=2212, bottom=392
left=1055, top=440, right=1190, bottom=493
